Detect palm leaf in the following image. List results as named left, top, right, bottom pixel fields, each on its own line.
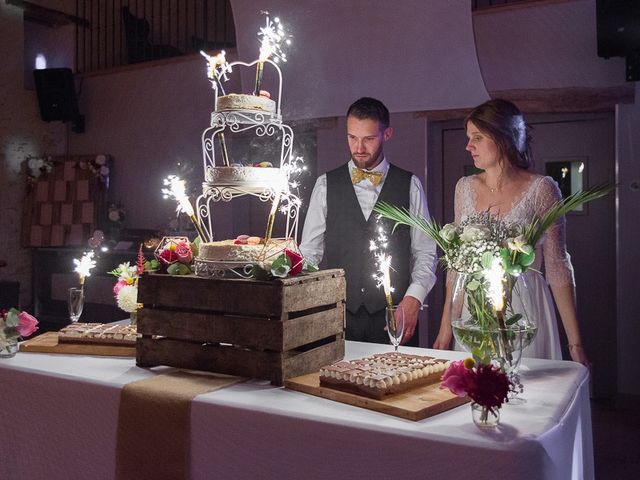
left=523, top=183, right=613, bottom=246
left=373, top=202, right=449, bottom=251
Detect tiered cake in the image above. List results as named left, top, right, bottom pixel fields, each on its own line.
left=194, top=58, right=300, bottom=276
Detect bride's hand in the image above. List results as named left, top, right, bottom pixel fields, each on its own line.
left=433, top=330, right=453, bottom=350
left=569, top=343, right=591, bottom=369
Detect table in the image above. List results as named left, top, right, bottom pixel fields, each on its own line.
left=0, top=342, right=593, bottom=480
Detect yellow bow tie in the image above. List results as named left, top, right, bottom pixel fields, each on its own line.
left=351, top=168, right=384, bottom=186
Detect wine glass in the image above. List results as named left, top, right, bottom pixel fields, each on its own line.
left=68, top=287, right=84, bottom=323
left=385, top=305, right=405, bottom=351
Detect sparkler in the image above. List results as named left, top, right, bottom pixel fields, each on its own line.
left=485, top=257, right=512, bottom=362
left=73, top=251, right=96, bottom=289
left=254, top=13, right=291, bottom=95
left=371, top=222, right=396, bottom=330
left=162, top=175, right=209, bottom=242
left=201, top=50, right=232, bottom=166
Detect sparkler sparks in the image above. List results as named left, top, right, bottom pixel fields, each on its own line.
left=485, top=257, right=506, bottom=312
left=201, top=50, right=232, bottom=95
left=162, top=175, right=210, bottom=241
left=73, top=251, right=96, bottom=286
left=257, top=13, right=291, bottom=63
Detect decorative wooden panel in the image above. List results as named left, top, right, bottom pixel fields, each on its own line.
left=22, top=155, right=110, bottom=247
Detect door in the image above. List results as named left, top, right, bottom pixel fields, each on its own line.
left=429, top=112, right=616, bottom=398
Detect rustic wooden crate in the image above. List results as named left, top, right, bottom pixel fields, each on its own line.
left=136, top=269, right=346, bottom=385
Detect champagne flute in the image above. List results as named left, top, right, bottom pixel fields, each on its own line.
left=68, top=287, right=84, bottom=323
left=385, top=305, right=405, bottom=352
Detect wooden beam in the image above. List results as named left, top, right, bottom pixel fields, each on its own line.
left=7, top=0, right=91, bottom=29
left=416, top=85, right=635, bottom=121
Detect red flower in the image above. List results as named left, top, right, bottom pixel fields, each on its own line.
left=159, top=248, right=179, bottom=265
left=284, top=249, right=304, bottom=276
left=467, top=363, right=511, bottom=411
left=175, top=241, right=193, bottom=263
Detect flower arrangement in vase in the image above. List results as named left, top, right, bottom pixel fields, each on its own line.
left=441, top=357, right=513, bottom=428
left=375, top=184, right=612, bottom=369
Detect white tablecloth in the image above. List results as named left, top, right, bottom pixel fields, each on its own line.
left=0, top=342, right=593, bottom=480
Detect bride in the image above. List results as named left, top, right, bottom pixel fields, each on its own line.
left=433, top=99, right=590, bottom=367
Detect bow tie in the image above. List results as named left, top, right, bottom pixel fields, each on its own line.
left=351, top=168, right=384, bottom=186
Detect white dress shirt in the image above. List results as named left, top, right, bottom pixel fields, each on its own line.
left=300, top=158, right=437, bottom=305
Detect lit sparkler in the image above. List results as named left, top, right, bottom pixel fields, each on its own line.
left=73, top=251, right=96, bottom=288
left=371, top=221, right=396, bottom=329
left=162, top=175, right=209, bottom=241
left=485, top=256, right=512, bottom=361
left=254, top=13, right=291, bottom=95
left=201, top=50, right=232, bottom=166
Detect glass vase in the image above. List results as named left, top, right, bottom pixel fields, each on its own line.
left=0, top=338, right=19, bottom=358
left=129, top=311, right=138, bottom=326
left=471, top=402, right=500, bottom=429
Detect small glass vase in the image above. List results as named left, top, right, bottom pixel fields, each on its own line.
left=129, top=311, right=138, bottom=326
left=471, top=402, right=500, bottom=429
left=0, top=338, right=19, bottom=358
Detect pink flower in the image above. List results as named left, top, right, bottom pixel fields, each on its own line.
left=284, top=249, right=304, bottom=276
left=113, top=279, right=128, bottom=296
left=440, top=360, right=476, bottom=396
left=175, top=241, right=193, bottom=263
left=17, top=311, right=39, bottom=337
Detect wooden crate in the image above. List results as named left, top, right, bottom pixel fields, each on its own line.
left=136, top=269, right=346, bottom=385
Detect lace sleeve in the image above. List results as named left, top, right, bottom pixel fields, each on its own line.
left=535, top=177, right=575, bottom=287
left=447, top=177, right=468, bottom=284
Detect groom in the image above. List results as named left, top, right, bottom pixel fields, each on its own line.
left=299, top=97, right=437, bottom=345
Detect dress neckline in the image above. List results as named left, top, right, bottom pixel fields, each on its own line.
left=470, top=175, right=544, bottom=220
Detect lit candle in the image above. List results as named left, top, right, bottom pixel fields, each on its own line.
left=485, top=257, right=512, bottom=362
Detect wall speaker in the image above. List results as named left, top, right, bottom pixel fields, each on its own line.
left=33, top=68, right=80, bottom=122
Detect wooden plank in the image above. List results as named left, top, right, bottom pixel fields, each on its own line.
left=284, top=372, right=469, bottom=421
left=137, top=269, right=346, bottom=317
left=282, top=275, right=346, bottom=313
left=137, top=304, right=344, bottom=352
left=137, top=336, right=344, bottom=385
left=19, top=332, right=136, bottom=357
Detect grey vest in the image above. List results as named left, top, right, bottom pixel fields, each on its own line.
left=326, top=163, right=412, bottom=314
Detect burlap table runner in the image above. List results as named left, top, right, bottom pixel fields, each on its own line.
left=115, top=370, right=245, bottom=480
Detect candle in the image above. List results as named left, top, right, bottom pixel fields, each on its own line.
left=162, top=175, right=209, bottom=242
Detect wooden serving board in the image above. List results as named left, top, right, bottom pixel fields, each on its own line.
left=284, top=372, right=469, bottom=421
left=19, top=332, right=136, bottom=357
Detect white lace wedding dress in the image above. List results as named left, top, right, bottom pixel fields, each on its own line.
left=453, top=175, right=573, bottom=360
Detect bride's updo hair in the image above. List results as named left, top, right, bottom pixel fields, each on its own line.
left=465, top=99, right=533, bottom=170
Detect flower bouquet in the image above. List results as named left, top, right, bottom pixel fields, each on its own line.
left=0, top=308, right=39, bottom=358
left=375, top=184, right=612, bottom=369
left=153, top=236, right=196, bottom=275
left=249, top=248, right=318, bottom=280
left=441, top=357, right=513, bottom=428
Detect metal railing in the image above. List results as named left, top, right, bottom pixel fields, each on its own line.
left=75, top=0, right=235, bottom=74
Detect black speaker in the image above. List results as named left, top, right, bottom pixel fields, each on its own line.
left=33, top=68, right=80, bottom=122
left=596, top=0, right=640, bottom=59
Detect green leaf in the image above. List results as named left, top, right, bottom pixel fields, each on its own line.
left=250, top=264, right=271, bottom=281
left=506, top=313, right=522, bottom=325
left=519, top=250, right=536, bottom=268
left=167, top=263, right=191, bottom=275
left=481, top=251, right=495, bottom=269
left=271, top=254, right=291, bottom=272
left=5, top=309, right=19, bottom=328
left=467, top=279, right=481, bottom=291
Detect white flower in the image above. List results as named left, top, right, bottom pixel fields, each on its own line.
left=100, top=166, right=110, bottom=176
left=507, top=235, right=533, bottom=255
left=440, top=223, right=457, bottom=242
left=117, top=285, right=139, bottom=313
left=460, top=224, right=490, bottom=243
left=95, top=154, right=107, bottom=165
